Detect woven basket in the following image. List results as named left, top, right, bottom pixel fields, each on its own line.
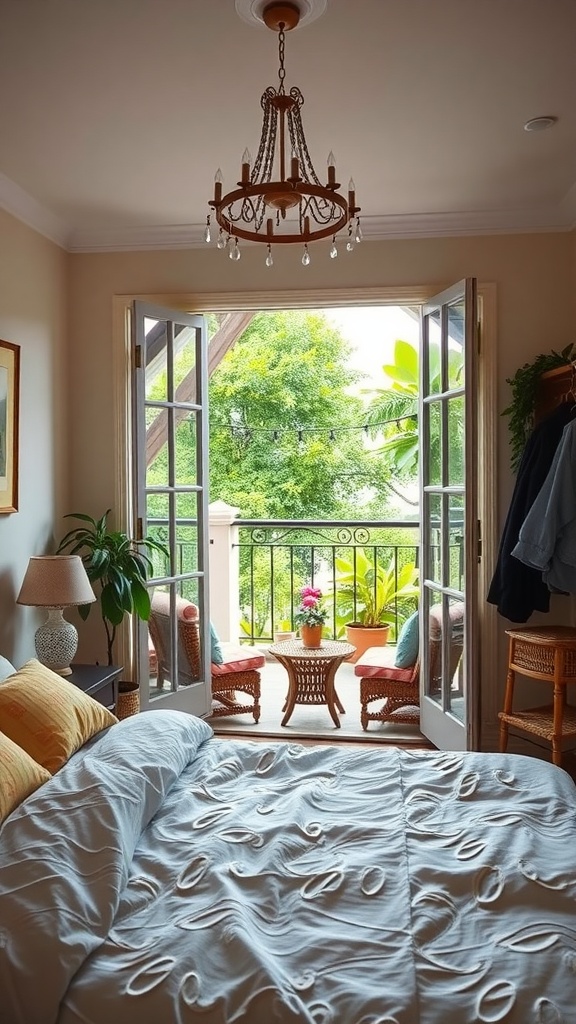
left=115, top=681, right=140, bottom=720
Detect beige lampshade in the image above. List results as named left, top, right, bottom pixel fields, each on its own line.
left=17, top=555, right=96, bottom=608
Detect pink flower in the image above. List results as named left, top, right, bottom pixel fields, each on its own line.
left=301, top=595, right=318, bottom=609
left=301, top=585, right=322, bottom=599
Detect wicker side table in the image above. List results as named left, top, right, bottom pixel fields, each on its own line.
left=269, top=639, right=356, bottom=728
left=498, top=626, right=576, bottom=766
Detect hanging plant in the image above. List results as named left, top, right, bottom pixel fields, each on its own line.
left=502, top=343, right=576, bottom=473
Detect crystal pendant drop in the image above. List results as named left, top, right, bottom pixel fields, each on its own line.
left=265, top=245, right=274, bottom=268
left=203, top=216, right=211, bottom=244
left=302, top=245, right=311, bottom=266
left=355, top=218, right=363, bottom=243
left=346, top=226, right=354, bottom=252
left=216, top=230, right=226, bottom=250
left=330, top=236, right=338, bottom=259
left=230, top=238, right=241, bottom=261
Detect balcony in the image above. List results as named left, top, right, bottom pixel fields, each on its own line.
left=148, top=505, right=462, bottom=742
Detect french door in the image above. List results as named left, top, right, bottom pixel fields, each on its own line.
left=132, top=301, right=211, bottom=717
left=419, top=279, right=480, bottom=750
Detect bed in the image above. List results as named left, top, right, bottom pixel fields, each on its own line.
left=1, top=672, right=576, bottom=1023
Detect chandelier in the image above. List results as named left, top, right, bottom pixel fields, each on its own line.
left=205, top=0, right=361, bottom=266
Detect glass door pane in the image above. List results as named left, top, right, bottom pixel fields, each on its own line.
left=419, top=279, right=478, bottom=750
left=133, top=302, right=211, bottom=717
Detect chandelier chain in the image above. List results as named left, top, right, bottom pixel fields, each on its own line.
left=278, top=25, right=286, bottom=93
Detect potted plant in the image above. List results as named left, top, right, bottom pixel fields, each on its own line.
left=294, top=585, right=328, bottom=648
left=331, top=550, right=419, bottom=662
left=56, top=509, right=168, bottom=666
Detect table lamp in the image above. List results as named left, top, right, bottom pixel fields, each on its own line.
left=17, top=555, right=96, bottom=675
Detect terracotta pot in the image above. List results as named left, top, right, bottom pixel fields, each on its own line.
left=300, top=624, right=323, bottom=648
left=345, top=623, right=390, bottom=663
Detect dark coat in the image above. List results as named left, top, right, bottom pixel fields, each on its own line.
left=487, top=401, right=575, bottom=622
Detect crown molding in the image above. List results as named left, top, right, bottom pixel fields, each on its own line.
left=67, top=205, right=574, bottom=252
left=0, top=172, right=70, bottom=249
left=1, top=169, right=574, bottom=253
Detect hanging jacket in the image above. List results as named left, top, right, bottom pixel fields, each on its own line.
left=512, top=418, right=576, bottom=593
left=486, top=401, right=574, bottom=621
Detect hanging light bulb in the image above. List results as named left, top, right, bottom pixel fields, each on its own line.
left=302, top=244, right=311, bottom=266
left=266, top=244, right=274, bottom=267
left=330, top=236, right=338, bottom=259
left=204, top=215, right=211, bottom=244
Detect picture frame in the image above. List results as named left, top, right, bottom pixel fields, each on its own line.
left=0, top=339, right=20, bottom=513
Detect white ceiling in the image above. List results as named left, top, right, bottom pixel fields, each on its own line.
left=0, top=0, right=575, bottom=251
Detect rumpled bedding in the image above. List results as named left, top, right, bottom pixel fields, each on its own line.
left=1, top=710, right=576, bottom=1024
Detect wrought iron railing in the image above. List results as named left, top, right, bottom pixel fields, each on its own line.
left=147, top=515, right=464, bottom=646
left=234, top=518, right=421, bottom=645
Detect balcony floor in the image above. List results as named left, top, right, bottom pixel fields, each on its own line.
left=207, top=653, right=431, bottom=747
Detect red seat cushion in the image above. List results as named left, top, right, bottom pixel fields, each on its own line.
left=354, top=646, right=415, bottom=682
left=211, top=643, right=266, bottom=676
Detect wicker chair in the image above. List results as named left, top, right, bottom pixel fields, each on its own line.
left=356, top=602, right=465, bottom=730
left=148, top=592, right=264, bottom=722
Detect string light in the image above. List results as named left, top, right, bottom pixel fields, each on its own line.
left=216, top=412, right=416, bottom=440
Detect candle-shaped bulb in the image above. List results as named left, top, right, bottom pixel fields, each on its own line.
left=327, top=151, right=336, bottom=185
left=214, top=168, right=223, bottom=202
left=348, top=176, right=356, bottom=211
left=290, top=148, right=299, bottom=179
left=241, top=149, right=251, bottom=184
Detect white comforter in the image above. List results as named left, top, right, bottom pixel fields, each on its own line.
left=1, top=710, right=576, bottom=1024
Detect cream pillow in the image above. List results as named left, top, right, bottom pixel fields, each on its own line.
left=0, top=730, right=51, bottom=824
left=0, top=659, right=117, bottom=774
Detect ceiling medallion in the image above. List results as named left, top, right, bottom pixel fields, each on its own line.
left=205, top=0, right=361, bottom=266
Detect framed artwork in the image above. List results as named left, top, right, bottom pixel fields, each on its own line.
left=0, top=339, right=20, bottom=513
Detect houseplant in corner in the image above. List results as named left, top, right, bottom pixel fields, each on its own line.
left=56, top=510, right=168, bottom=668
left=331, top=549, right=419, bottom=662
left=294, top=585, right=328, bottom=649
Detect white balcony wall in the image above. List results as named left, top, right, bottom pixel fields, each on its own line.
left=208, top=501, right=240, bottom=643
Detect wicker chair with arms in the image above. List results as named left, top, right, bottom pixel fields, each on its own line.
left=148, top=592, right=264, bottom=722
left=355, top=602, right=465, bottom=730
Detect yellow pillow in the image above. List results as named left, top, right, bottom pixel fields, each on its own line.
left=0, top=659, right=118, bottom=774
left=0, top=730, right=52, bottom=824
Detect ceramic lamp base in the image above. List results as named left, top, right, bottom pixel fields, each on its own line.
left=35, top=607, right=78, bottom=676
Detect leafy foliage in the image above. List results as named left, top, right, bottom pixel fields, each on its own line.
left=502, top=343, right=576, bottom=473
left=57, top=510, right=168, bottom=665
left=208, top=310, right=392, bottom=520
left=329, top=548, right=419, bottom=634
left=363, top=337, right=464, bottom=483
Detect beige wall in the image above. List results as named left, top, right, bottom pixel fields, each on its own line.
left=0, top=209, right=68, bottom=667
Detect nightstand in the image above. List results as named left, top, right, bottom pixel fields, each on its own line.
left=68, top=664, right=123, bottom=710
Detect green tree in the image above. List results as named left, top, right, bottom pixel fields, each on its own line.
left=208, top=310, right=391, bottom=520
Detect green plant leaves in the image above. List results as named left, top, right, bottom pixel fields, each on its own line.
left=56, top=509, right=168, bottom=664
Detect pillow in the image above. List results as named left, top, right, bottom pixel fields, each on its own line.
left=210, top=622, right=224, bottom=665
left=0, top=659, right=118, bottom=774
left=394, top=610, right=420, bottom=668
left=0, top=655, right=16, bottom=682
left=0, top=731, right=51, bottom=824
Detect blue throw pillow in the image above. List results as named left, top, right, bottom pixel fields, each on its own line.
left=210, top=622, right=224, bottom=665
left=394, top=610, right=419, bottom=668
